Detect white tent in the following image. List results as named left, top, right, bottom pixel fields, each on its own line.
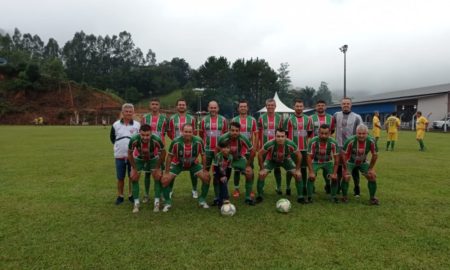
left=257, top=92, right=295, bottom=113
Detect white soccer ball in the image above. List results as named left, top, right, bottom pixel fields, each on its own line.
left=220, top=203, right=236, bottom=216
left=276, top=198, right=291, bottom=213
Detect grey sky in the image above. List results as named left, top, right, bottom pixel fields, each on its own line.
left=2, top=0, right=450, bottom=95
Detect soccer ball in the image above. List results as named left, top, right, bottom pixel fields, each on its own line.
left=276, top=198, right=291, bottom=213
left=220, top=203, right=236, bottom=216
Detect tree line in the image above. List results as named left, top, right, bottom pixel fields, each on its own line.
left=0, top=28, right=333, bottom=116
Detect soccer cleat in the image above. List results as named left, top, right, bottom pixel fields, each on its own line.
left=324, top=184, right=331, bottom=194
left=244, top=198, right=255, bottom=206
left=199, top=201, right=210, bottom=209
left=306, top=197, right=313, bottom=204
left=192, top=190, right=198, bottom=199
left=153, top=202, right=160, bottom=212
left=286, top=188, right=291, bottom=196
left=354, top=185, right=361, bottom=197
left=256, top=196, right=264, bottom=204
left=297, top=197, right=306, bottom=204
left=275, top=188, right=282, bottom=195
left=142, top=195, right=149, bottom=204
left=115, top=196, right=124, bottom=205
left=211, top=198, right=219, bottom=206
left=132, top=203, right=140, bottom=213
left=354, top=194, right=360, bottom=199
left=341, top=196, right=349, bottom=203
left=232, top=189, right=240, bottom=198
left=128, top=195, right=134, bottom=203
left=370, top=198, right=380, bottom=206
left=332, top=197, right=339, bottom=204
left=162, top=204, right=172, bottom=212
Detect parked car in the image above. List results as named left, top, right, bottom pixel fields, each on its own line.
left=432, top=117, right=450, bottom=129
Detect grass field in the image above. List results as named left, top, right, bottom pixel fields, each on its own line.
left=0, top=126, right=449, bottom=269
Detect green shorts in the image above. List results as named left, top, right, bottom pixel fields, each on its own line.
left=290, top=151, right=307, bottom=168
left=346, top=162, right=370, bottom=176
left=169, top=162, right=203, bottom=176
left=263, top=158, right=296, bottom=172
left=135, top=157, right=160, bottom=172
left=312, top=162, right=333, bottom=176
left=205, top=150, right=215, bottom=168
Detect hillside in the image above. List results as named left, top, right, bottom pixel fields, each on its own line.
left=0, top=82, right=124, bottom=125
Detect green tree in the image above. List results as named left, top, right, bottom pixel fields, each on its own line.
left=298, top=86, right=316, bottom=107
left=277, top=62, right=291, bottom=103
left=314, top=81, right=332, bottom=105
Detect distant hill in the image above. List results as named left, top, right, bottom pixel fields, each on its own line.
left=0, top=81, right=124, bottom=125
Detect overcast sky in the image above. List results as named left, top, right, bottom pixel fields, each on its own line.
left=2, top=0, right=450, bottom=95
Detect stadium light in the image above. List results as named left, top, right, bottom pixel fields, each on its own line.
left=339, top=45, right=348, bottom=98
left=193, top=88, right=205, bottom=113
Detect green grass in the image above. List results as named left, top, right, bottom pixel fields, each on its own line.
left=0, top=126, right=449, bottom=269
left=137, top=89, right=183, bottom=109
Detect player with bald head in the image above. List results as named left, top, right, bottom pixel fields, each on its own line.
left=199, top=100, right=228, bottom=205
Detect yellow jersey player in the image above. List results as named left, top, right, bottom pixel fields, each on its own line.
left=415, top=111, right=428, bottom=151
left=372, top=111, right=382, bottom=143
left=384, top=112, right=401, bottom=151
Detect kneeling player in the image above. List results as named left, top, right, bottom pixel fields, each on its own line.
left=257, top=128, right=302, bottom=203
left=342, top=124, right=379, bottom=205
left=161, top=124, right=211, bottom=212
left=213, top=141, right=233, bottom=208
left=306, top=124, right=339, bottom=203
left=127, top=124, right=165, bottom=213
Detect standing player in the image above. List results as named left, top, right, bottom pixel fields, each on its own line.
left=385, top=112, right=401, bottom=151
left=218, top=122, right=256, bottom=205
left=306, top=124, right=339, bottom=203
left=257, top=128, right=302, bottom=203
left=372, top=111, right=382, bottom=144
left=284, top=99, right=312, bottom=197
left=342, top=124, right=379, bottom=205
left=127, top=124, right=165, bottom=213
left=161, top=124, right=211, bottom=212
left=168, top=99, right=199, bottom=198
left=310, top=100, right=335, bottom=136
left=258, top=98, right=283, bottom=194
left=415, top=111, right=428, bottom=151
left=230, top=100, right=257, bottom=198
left=141, top=98, right=168, bottom=207
left=110, top=103, right=140, bottom=205
left=199, top=100, right=228, bottom=205
left=334, top=98, right=363, bottom=197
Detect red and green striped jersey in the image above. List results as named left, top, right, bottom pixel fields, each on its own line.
left=310, top=113, right=335, bottom=137
left=284, top=113, right=312, bottom=151
left=212, top=152, right=233, bottom=170
left=128, top=134, right=164, bottom=161
left=231, top=115, right=257, bottom=140
left=307, top=137, right=338, bottom=163
left=343, top=135, right=377, bottom=165
left=168, top=113, right=196, bottom=140
left=263, top=139, right=298, bottom=163
left=200, top=114, right=228, bottom=151
left=257, top=113, right=283, bottom=147
left=168, top=136, right=204, bottom=168
left=141, top=113, right=168, bottom=143
left=218, top=132, right=253, bottom=160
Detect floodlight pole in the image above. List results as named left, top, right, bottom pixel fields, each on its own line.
left=339, top=45, right=348, bottom=98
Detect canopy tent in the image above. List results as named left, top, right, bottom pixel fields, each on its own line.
left=257, top=92, right=295, bottom=113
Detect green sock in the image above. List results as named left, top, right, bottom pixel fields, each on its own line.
left=302, top=168, right=307, bottom=195
left=169, top=179, right=175, bottom=192
left=245, top=179, right=254, bottom=199
left=154, top=180, right=161, bottom=199
left=144, top=172, right=151, bottom=196
left=391, top=141, right=395, bottom=150
left=162, top=186, right=172, bottom=205
left=341, top=181, right=349, bottom=196
left=132, top=181, right=139, bottom=200
left=190, top=171, right=198, bottom=191
left=368, top=181, right=377, bottom=198
left=257, top=179, right=265, bottom=197
left=274, top=168, right=282, bottom=190
left=419, top=140, right=424, bottom=150
left=199, top=182, right=210, bottom=202
left=331, top=180, right=338, bottom=197
left=386, top=141, right=390, bottom=150
left=286, top=172, right=292, bottom=190
left=295, top=179, right=304, bottom=198
left=234, top=170, right=241, bottom=189
left=307, top=180, right=314, bottom=197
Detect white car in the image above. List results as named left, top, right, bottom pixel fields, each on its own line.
left=432, top=117, right=450, bottom=130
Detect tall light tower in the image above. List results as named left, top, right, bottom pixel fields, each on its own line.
left=339, top=44, right=348, bottom=98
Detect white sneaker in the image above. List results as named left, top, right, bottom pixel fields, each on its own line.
left=162, top=204, right=172, bottom=212
left=153, top=202, right=160, bottom=212
left=142, top=196, right=149, bottom=204
left=199, top=201, right=210, bottom=209
left=132, top=203, right=140, bottom=213
left=192, top=190, right=198, bottom=199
